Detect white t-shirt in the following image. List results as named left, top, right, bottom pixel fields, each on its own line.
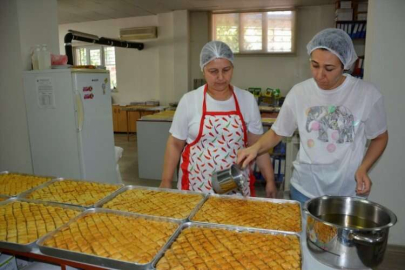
left=170, top=85, right=264, bottom=143
left=272, top=75, right=387, bottom=198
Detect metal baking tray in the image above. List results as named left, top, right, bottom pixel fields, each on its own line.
left=18, top=178, right=124, bottom=208
left=94, top=185, right=208, bottom=221
left=0, top=171, right=55, bottom=197
left=0, top=197, right=84, bottom=252
left=152, top=221, right=302, bottom=269
left=189, top=193, right=302, bottom=234
left=37, top=208, right=183, bottom=270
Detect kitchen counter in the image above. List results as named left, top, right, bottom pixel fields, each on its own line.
left=138, top=110, right=278, bottom=125
left=117, top=105, right=169, bottom=141
left=138, top=110, right=176, bottom=121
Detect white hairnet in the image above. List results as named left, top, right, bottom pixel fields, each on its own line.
left=307, top=28, right=358, bottom=70
left=200, top=41, right=234, bottom=71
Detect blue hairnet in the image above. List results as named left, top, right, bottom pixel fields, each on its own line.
left=307, top=28, right=358, bottom=70
left=200, top=41, right=234, bottom=71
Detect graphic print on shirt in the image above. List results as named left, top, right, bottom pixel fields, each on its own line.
left=305, top=105, right=354, bottom=152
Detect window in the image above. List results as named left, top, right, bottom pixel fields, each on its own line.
left=212, top=11, right=296, bottom=54
left=74, top=46, right=117, bottom=89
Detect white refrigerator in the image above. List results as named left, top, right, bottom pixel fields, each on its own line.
left=23, top=69, right=118, bottom=183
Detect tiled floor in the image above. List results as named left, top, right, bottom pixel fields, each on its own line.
left=114, top=133, right=405, bottom=270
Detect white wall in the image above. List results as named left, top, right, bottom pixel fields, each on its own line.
left=59, top=11, right=189, bottom=106
left=59, top=16, right=159, bottom=105
left=365, top=0, right=405, bottom=246
left=0, top=0, right=59, bottom=173
left=173, top=10, right=190, bottom=102
left=189, top=12, right=210, bottom=89
left=189, top=6, right=335, bottom=96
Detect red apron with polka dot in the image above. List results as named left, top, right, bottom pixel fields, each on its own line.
left=178, top=85, right=255, bottom=196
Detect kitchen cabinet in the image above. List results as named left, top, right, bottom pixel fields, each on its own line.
left=112, top=105, right=158, bottom=133
left=112, top=105, right=127, bottom=132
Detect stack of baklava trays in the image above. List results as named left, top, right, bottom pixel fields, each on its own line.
left=0, top=171, right=302, bottom=270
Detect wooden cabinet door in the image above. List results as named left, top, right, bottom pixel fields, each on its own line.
left=128, top=111, right=140, bottom=133
left=117, top=107, right=128, bottom=132
left=112, top=105, right=119, bottom=132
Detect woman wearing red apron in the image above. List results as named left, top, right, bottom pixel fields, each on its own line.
left=160, top=41, right=276, bottom=198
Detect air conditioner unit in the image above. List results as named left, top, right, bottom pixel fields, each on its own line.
left=120, top=26, right=158, bottom=40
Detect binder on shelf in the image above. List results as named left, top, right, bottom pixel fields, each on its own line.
left=347, top=24, right=352, bottom=35
left=356, top=23, right=364, bottom=38
left=361, top=24, right=367, bottom=38
left=352, top=23, right=359, bottom=38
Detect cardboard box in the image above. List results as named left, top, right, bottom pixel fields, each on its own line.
left=336, top=8, right=353, bottom=21
left=340, top=1, right=352, bottom=9
left=357, top=2, right=368, bottom=12
left=0, top=255, right=18, bottom=270
left=356, top=13, right=368, bottom=21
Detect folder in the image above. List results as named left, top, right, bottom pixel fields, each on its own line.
left=361, top=24, right=367, bottom=38
left=356, top=23, right=364, bottom=38
left=352, top=23, right=359, bottom=38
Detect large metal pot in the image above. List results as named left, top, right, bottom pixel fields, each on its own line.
left=304, top=196, right=397, bottom=269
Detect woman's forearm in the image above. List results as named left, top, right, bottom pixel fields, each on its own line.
left=255, top=129, right=284, bottom=155
left=359, top=131, right=389, bottom=172
left=256, top=153, right=275, bottom=184
left=161, top=136, right=186, bottom=186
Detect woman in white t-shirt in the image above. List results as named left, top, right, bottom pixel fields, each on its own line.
left=237, top=28, right=389, bottom=203
left=159, top=41, right=277, bottom=197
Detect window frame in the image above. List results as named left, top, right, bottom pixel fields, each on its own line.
left=210, top=9, right=297, bottom=55
left=73, top=45, right=117, bottom=89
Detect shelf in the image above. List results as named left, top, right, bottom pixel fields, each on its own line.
left=336, top=21, right=367, bottom=39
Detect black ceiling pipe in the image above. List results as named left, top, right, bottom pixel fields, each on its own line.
left=64, top=30, right=144, bottom=65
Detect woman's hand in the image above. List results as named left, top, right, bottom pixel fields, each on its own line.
left=159, top=181, right=172, bottom=189
left=265, top=179, right=277, bottom=198
left=355, top=167, right=372, bottom=195
left=237, top=146, right=259, bottom=169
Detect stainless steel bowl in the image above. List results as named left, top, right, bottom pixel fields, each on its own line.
left=304, top=196, right=397, bottom=269
left=211, top=164, right=247, bottom=195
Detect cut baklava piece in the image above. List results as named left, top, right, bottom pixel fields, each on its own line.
left=156, top=227, right=301, bottom=270
left=42, top=212, right=178, bottom=264
left=192, top=197, right=301, bottom=232
left=26, top=179, right=121, bottom=207
left=0, top=173, right=51, bottom=196
left=102, top=189, right=203, bottom=219
left=0, top=201, right=81, bottom=244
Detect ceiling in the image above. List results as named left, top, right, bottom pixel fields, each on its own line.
left=58, top=0, right=336, bottom=24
